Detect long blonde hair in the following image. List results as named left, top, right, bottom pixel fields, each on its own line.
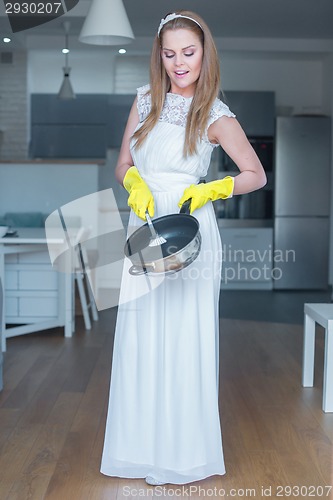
left=132, top=10, right=221, bottom=157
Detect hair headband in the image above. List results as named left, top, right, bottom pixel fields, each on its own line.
left=157, top=13, right=203, bottom=37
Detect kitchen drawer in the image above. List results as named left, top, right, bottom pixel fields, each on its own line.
left=219, top=227, right=273, bottom=289
left=5, top=254, right=18, bottom=264
left=220, top=228, right=273, bottom=263
left=18, top=270, right=58, bottom=290
left=19, top=297, right=58, bottom=317
left=5, top=297, right=18, bottom=317
left=5, top=270, right=18, bottom=290
left=222, top=261, right=272, bottom=283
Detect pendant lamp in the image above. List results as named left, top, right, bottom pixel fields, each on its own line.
left=58, top=21, right=76, bottom=100
left=79, top=0, right=134, bottom=45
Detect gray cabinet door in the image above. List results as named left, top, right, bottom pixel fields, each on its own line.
left=31, top=124, right=106, bottom=158
left=224, top=91, right=275, bottom=136
left=31, top=94, right=108, bottom=124
left=30, top=94, right=136, bottom=157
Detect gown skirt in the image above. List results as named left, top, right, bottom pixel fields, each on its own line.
left=100, top=178, right=226, bottom=484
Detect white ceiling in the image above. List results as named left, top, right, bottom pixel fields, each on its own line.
left=125, top=0, right=333, bottom=39
left=0, top=0, right=333, bottom=52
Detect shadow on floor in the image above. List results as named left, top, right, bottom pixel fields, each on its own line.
left=219, top=289, right=332, bottom=324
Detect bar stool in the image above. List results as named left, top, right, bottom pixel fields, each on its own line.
left=302, top=303, right=333, bottom=412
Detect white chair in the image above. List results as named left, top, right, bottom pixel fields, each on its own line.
left=302, top=303, right=333, bottom=412
left=73, top=228, right=99, bottom=330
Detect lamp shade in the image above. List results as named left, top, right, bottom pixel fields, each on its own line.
left=79, top=0, right=134, bottom=45
left=58, top=67, right=76, bottom=100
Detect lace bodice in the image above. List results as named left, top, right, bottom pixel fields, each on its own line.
left=136, top=83, right=235, bottom=144
left=130, top=84, right=236, bottom=191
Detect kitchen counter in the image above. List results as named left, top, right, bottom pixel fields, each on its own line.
left=0, top=227, right=73, bottom=351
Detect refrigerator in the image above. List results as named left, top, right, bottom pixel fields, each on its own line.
left=274, top=116, right=331, bottom=289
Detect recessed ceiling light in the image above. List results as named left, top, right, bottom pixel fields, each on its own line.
left=62, top=48, right=70, bottom=54
left=3, top=37, right=11, bottom=43
left=118, top=48, right=126, bottom=54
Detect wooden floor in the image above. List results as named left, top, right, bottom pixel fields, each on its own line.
left=0, top=309, right=333, bottom=499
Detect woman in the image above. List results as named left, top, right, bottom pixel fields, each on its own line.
left=101, top=10, right=266, bottom=486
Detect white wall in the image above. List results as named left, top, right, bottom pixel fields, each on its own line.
left=27, top=49, right=326, bottom=114
left=221, top=54, right=324, bottom=113
left=28, top=50, right=117, bottom=94
left=113, top=55, right=150, bottom=93
left=0, top=163, right=99, bottom=216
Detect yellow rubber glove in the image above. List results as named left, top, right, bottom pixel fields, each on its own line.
left=123, top=166, right=154, bottom=220
left=178, top=176, right=235, bottom=214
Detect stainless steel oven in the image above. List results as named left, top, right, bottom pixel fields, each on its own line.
left=216, top=136, right=274, bottom=220
left=220, top=137, right=274, bottom=173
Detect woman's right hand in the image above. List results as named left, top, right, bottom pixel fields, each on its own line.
left=123, top=166, right=155, bottom=221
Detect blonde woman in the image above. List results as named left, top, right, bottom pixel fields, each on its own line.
left=101, top=10, right=266, bottom=486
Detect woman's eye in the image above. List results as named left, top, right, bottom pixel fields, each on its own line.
left=163, top=52, right=194, bottom=58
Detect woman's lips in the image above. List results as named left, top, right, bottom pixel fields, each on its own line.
left=174, top=71, right=189, bottom=79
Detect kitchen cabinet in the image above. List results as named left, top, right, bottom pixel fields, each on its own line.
left=30, top=94, right=135, bottom=158
left=5, top=251, right=59, bottom=323
left=219, top=227, right=273, bottom=290
left=223, top=91, right=275, bottom=136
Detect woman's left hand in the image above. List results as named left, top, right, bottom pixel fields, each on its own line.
left=178, top=176, right=234, bottom=214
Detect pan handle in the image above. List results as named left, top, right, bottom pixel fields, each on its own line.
left=129, top=264, right=154, bottom=276
left=179, top=180, right=206, bottom=215
left=179, top=199, right=192, bottom=215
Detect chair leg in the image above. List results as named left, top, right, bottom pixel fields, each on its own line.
left=323, top=324, right=333, bottom=412
left=85, top=269, right=98, bottom=321
left=302, top=313, right=316, bottom=387
left=72, top=273, right=75, bottom=333
left=76, top=272, right=91, bottom=330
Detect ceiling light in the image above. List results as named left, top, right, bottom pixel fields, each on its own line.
left=58, top=68, right=76, bottom=100
left=118, top=48, right=126, bottom=54
left=58, top=21, right=76, bottom=100
left=79, top=0, right=134, bottom=46
left=3, top=37, right=11, bottom=43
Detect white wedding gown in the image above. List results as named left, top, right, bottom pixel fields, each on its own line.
left=100, top=85, right=236, bottom=484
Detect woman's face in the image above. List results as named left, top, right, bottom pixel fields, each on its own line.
left=160, top=28, right=203, bottom=98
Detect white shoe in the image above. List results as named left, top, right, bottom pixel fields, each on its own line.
left=145, top=475, right=166, bottom=486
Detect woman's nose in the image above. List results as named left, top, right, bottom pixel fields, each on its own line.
left=174, top=55, right=184, bottom=66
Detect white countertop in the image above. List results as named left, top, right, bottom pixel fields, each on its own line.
left=0, top=227, right=65, bottom=244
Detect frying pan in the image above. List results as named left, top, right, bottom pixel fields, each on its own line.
left=124, top=199, right=201, bottom=275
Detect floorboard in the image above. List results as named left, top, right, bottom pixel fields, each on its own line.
left=0, top=297, right=332, bottom=499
